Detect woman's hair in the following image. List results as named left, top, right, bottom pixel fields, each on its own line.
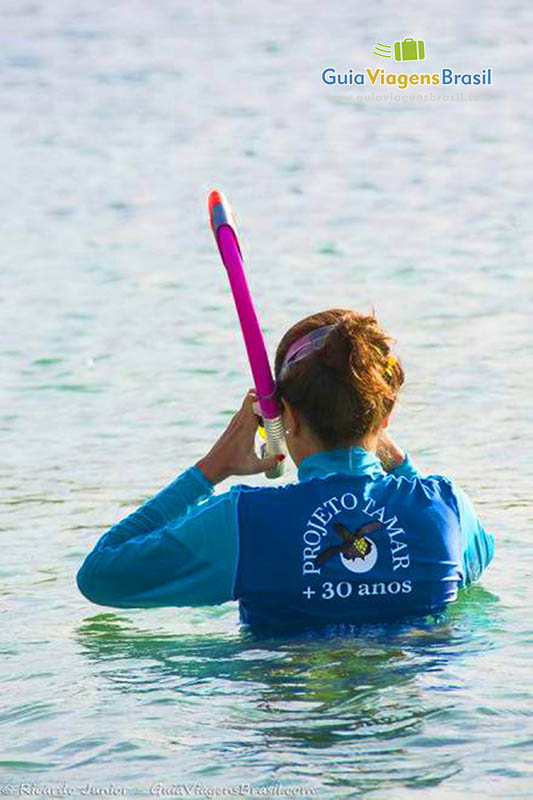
left=274, top=309, right=404, bottom=449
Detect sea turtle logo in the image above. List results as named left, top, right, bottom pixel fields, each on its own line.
left=373, top=38, right=426, bottom=62
left=317, top=521, right=382, bottom=574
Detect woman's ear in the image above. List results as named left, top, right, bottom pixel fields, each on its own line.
left=381, top=414, right=391, bottom=430
left=281, top=398, right=301, bottom=435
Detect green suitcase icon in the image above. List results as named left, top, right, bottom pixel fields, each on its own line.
left=394, top=38, right=425, bottom=61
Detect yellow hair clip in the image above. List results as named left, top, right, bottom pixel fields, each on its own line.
left=384, top=355, right=397, bottom=378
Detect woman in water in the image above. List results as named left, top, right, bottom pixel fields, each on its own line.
left=77, top=309, right=494, bottom=630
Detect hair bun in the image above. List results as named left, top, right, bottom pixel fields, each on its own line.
left=320, top=319, right=354, bottom=373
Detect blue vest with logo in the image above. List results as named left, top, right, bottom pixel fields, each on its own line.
left=234, top=471, right=464, bottom=630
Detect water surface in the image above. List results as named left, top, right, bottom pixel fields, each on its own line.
left=1, top=1, right=532, bottom=797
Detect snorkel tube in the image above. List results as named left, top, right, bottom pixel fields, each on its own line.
left=208, top=189, right=286, bottom=478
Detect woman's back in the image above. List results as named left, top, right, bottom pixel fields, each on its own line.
left=234, top=447, right=492, bottom=629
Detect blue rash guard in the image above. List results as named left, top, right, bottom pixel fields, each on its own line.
left=76, top=447, right=495, bottom=630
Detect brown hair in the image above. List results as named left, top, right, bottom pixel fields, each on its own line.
left=274, top=309, right=404, bottom=449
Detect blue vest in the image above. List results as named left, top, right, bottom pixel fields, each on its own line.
left=234, top=472, right=464, bottom=630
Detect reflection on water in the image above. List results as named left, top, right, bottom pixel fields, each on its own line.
left=70, top=587, right=500, bottom=793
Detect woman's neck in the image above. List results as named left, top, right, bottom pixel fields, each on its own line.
left=289, top=431, right=379, bottom=468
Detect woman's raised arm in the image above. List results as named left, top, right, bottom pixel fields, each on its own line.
left=76, top=469, right=241, bottom=608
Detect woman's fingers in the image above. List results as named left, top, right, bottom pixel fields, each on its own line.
left=245, top=390, right=264, bottom=426
left=241, top=390, right=263, bottom=430
left=247, top=453, right=284, bottom=475
left=196, top=388, right=281, bottom=485
left=227, top=391, right=257, bottom=432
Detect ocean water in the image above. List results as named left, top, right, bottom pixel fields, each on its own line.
left=1, top=1, right=532, bottom=798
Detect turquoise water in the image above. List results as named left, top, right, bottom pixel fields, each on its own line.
left=1, top=1, right=532, bottom=798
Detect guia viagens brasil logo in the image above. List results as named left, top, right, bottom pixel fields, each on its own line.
left=322, top=37, right=493, bottom=89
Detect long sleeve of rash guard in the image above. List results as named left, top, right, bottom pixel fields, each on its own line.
left=76, top=466, right=240, bottom=608
left=452, top=483, right=495, bottom=584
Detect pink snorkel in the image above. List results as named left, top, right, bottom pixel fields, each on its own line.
left=208, top=189, right=286, bottom=478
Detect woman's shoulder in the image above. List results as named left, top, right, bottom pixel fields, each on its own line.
left=230, top=477, right=304, bottom=500
left=384, top=469, right=462, bottom=506
left=230, top=470, right=463, bottom=510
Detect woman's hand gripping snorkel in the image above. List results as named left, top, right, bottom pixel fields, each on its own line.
left=196, top=389, right=285, bottom=486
